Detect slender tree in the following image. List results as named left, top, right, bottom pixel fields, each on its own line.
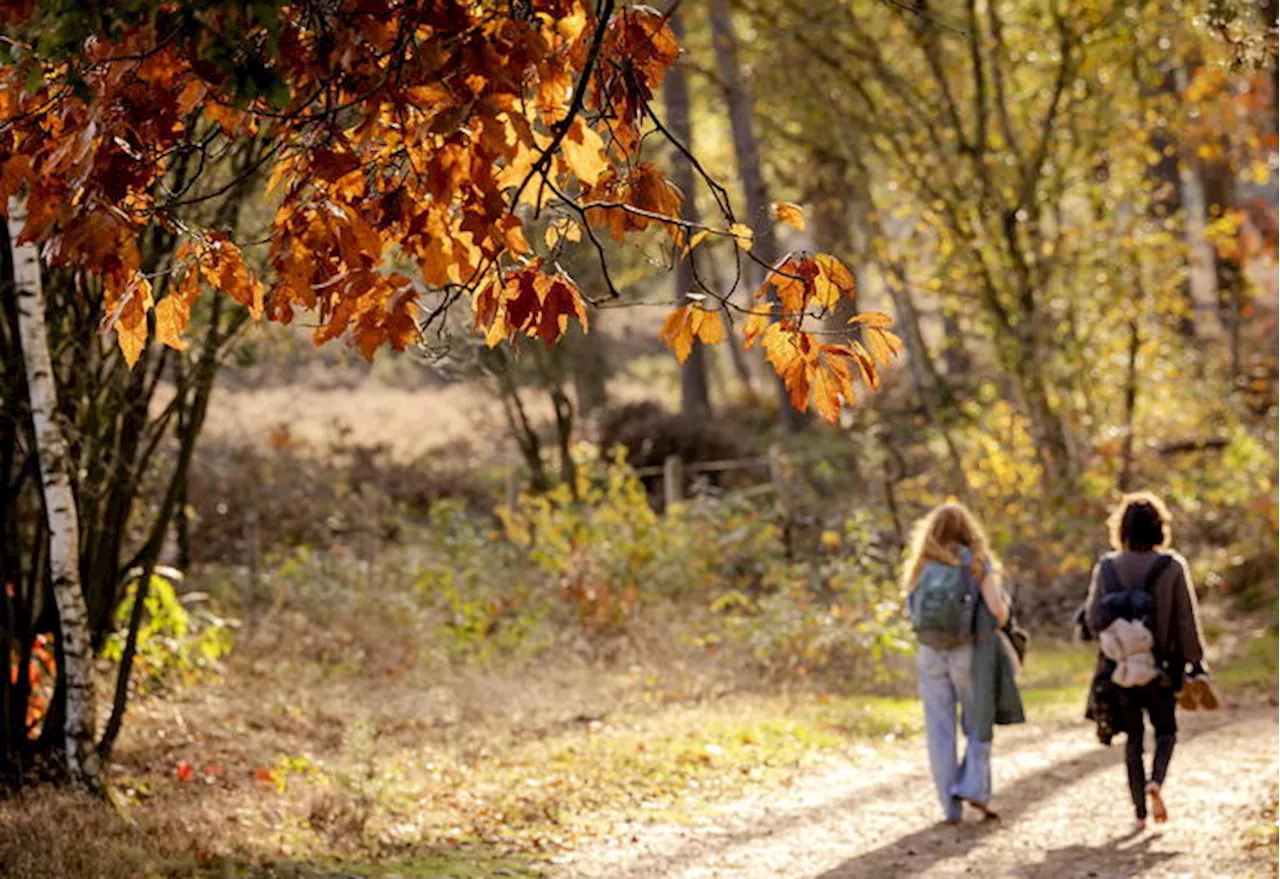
left=8, top=198, right=102, bottom=793
left=664, top=6, right=713, bottom=418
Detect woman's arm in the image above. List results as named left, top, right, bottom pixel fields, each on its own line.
left=1171, top=556, right=1206, bottom=664
left=980, top=569, right=1009, bottom=627
left=1084, top=562, right=1105, bottom=636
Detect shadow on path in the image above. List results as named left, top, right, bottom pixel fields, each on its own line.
left=812, top=713, right=1234, bottom=879
left=1005, top=832, right=1177, bottom=879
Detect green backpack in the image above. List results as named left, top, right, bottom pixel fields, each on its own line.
left=910, top=557, right=977, bottom=650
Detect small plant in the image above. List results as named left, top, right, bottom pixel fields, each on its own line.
left=102, top=568, right=235, bottom=691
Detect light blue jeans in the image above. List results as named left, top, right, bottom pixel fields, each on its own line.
left=918, top=642, right=992, bottom=821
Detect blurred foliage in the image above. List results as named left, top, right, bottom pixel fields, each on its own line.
left=102, top=571, right=234, bottom=691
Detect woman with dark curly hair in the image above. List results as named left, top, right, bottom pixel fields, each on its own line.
left=1084, top=492, right=1208, bottom=831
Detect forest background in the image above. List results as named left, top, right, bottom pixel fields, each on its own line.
left=0, top=1, right=1276, bottom=877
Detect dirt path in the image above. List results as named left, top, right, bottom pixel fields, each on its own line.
left=556, top=702, right=1278, bottom=879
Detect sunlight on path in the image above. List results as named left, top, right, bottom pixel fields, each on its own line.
left=558, top=707, right=1278, bottom=879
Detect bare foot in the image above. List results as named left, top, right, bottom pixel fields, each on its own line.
left=1146, top=782, right=1168, bottom=823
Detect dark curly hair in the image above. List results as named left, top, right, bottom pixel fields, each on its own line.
left=1108, top=492, right=1172, bottom=552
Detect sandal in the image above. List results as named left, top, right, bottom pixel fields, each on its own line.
left=1146, top=781, right=1168, bottom=824
left=963, top=799, right=1000, bottom=822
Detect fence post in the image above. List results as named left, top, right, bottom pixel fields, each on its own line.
left=663, top=455, right=684, bottom=509
left=769, top=444, right=794, bottom=557
left=504, top=470, right=520, bottom=511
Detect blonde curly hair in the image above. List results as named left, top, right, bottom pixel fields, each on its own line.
left=901, top=502, right=999, bottom=594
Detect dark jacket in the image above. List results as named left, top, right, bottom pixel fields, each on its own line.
left=1085, top=549, right=1206, bottom=685
left=970, top=591, right=1025, bottom=742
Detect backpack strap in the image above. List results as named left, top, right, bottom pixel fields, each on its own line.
left=1140, top=553, right=1174, bottom=595
left=1100, top=558, right=1123, bottom=594
left=1101, top=554, right=1172, bottom=595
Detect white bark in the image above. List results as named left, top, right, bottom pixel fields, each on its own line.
left=8, top=196, right=102, bottom=793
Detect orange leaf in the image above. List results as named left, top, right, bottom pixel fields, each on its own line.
left=814, top=254, right=856, bottom=308
left=175, top=761, right=194, bottom=783
left=847, top=311, right=894, bottom=328
left=660, top=305, right=696, bottom=364
left=774, top=202, right=806, bottom=231
left=811, top=346, right=857, bottom=424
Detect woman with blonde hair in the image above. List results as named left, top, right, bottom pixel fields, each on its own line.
left=904, top=503, right=1024, bottom=825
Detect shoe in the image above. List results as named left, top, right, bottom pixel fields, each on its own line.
left=1178, top=675, right=1222, bottom=711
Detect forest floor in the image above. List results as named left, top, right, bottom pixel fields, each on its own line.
left=557, top=696, right=1279, bottom=879
left=4, top=627, right=1274, bottom=879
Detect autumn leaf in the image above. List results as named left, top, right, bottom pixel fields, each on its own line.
left=252, top=767, right=279, bottom=788
left=694, top=308, right=725, bottom=345
left=660, top=306, right=697, bottom=363
left=814, top=254, right=856, bottom=308
left=561, top=119, right=609, bottom=188
left=847, top=311, right=894, bottom=328
left=536, top=276, right=589, bottom=346
left=682, top=228, right=713, bottom=257
left=743, top=303, right=774, bottom=349
left=660, top=304, right=724, bottom=363
left=153, top=296, right=190, bottom=351
left=811, top=346, right=857, bottom=424
left=729, top=222, right=754, bottom=250
left=774, top=202, right=806, bottom=230
left=175, top=761, right=194, bottom=783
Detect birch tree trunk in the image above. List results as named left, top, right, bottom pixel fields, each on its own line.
left=8, top=197, right=102, bottom=793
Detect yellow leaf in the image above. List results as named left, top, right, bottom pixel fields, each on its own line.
left=561, top=119, right=609, bottom=187
left=116, top=320, right=146, bottom=368
left=729, top=222, right=754, bottom=251
left=847, top=311, right=894, bottom=328
left=695, top=308, right=725, bottom=344
left=774, top=202, right=806, bottom=231
left=154, top=296, right=191, bottom=351
left=743, top=304, right=773, bottom=349
left=862, top=327, right=904, bottom=364
left=682, top=228, right=713, bottom=258
left=815, top=254, right=855, bottom=299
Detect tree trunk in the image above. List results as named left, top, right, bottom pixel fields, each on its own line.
left=1147, top=66, right=1197, bottom=337
left=702, top=247, right=757, bottom=399
left=1199, top=153, right=1245, bottom=390
left=1118, top=319, right=1140, bottom=492
left=8, top=197, right=102, bottom=794
left=664, top=8, right=712, bottom=419
left=708, top=0, right=804, bottom=431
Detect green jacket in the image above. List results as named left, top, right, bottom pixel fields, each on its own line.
left=970, top=598, right=1025, bottom=742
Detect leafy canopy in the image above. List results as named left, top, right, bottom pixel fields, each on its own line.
left=0, top=0, right=899, bottom=422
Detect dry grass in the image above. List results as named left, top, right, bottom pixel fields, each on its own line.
left=0, top=787, right=214, bottom=879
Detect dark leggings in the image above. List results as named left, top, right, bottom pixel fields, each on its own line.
left=1121, top=682, right=1178, bottom=819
